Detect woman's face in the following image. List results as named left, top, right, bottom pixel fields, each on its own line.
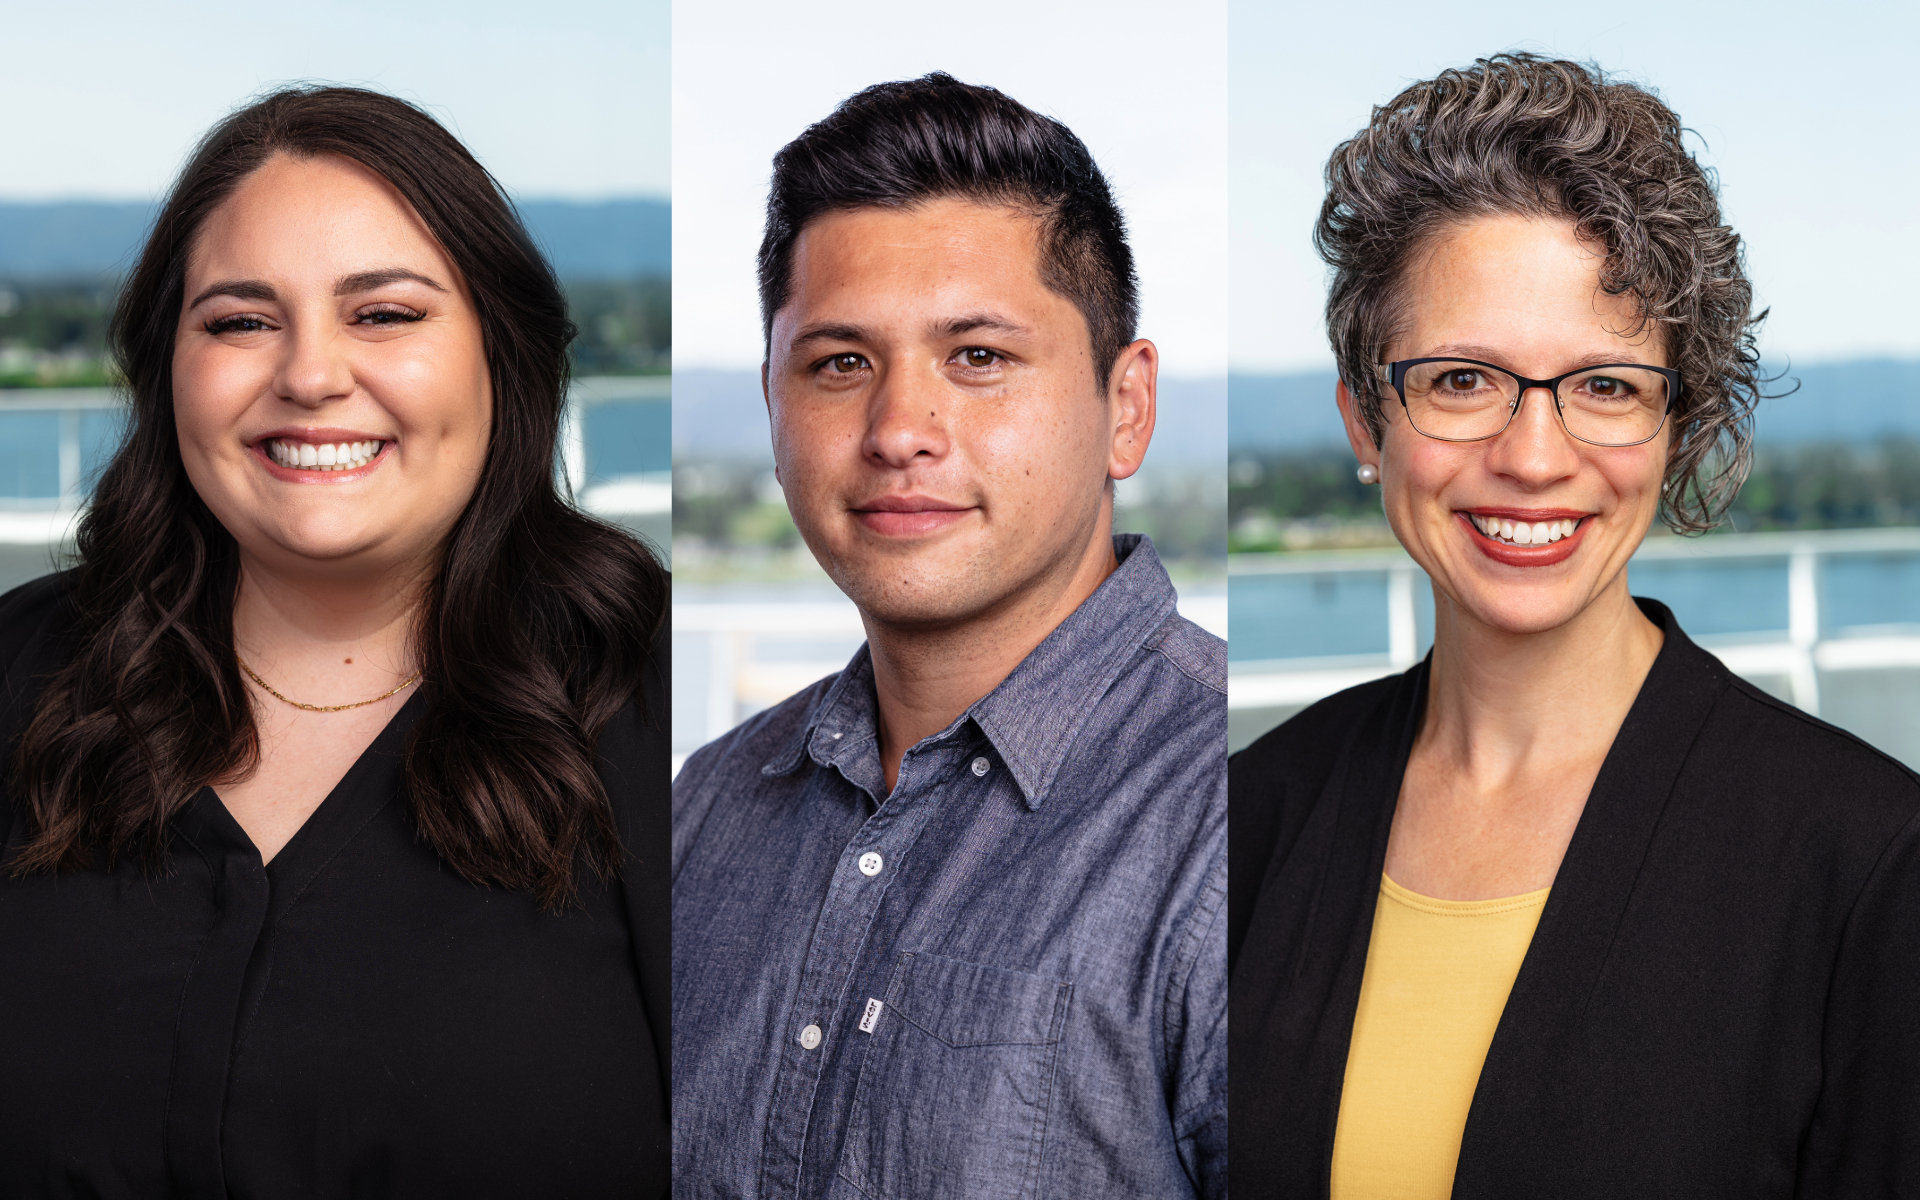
left=1341, top=213, right=1671, bottom=636
left=173, top=152, right=491, bottom=584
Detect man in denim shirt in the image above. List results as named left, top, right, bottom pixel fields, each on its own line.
left=672, top=74, right=1227, bottom=1199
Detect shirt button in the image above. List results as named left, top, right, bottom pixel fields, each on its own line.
left=858, top=851, right=884, bottom=876
left=798, top=1024, right=822, bottom=1050
left=971, top=756, right=991, bottom=777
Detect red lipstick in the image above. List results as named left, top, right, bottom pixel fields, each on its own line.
left=1460, top=508, right=1592, bottom=567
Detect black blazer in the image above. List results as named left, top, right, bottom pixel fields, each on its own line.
left=1229, top=599, right=1920, bottom=1197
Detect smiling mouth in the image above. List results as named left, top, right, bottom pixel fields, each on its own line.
left=1467, top=513, right=1584, bottom=547
left=264, top=437, right=386, bottom=473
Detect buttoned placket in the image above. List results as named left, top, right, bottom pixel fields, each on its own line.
left=755, top=728, right=993, bottom=1199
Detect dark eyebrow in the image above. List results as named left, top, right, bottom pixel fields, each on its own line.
left=335, top=268, right=447, bottom=296
left=935, top=312, right=1033, bottom=339
left=788, top=322, right=870, bottom=351
left=186, top=279, right=277, bottom=310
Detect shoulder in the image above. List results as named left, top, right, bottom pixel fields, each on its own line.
left=1141, top=610, right=1226, bottom=696
left=671, top=668, right=841, bottom=860
left=1692, top=668, right=1920, bottom=830
left=1231, top=669, right=1403, bottom=800
left=1227, top=670, right=1406, bottom=953
left=0, top=570, right=76, bottom=687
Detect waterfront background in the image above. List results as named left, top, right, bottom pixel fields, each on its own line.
left=0, top=0, right=673, bottom=647
left=670, top=0, right=1229, bottom=766
left=1227, top=0, right=1920, bottom=761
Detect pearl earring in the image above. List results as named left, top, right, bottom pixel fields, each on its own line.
left=1356, top=463, right=1380, bottom=485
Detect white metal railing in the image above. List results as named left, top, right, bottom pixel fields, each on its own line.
left=1228, top=527, right=1920, bottom=720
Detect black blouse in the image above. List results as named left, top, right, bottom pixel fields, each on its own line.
left=0, top=573, right=670, bottom=1198
left=1229, top=599, right=1920, bottom=1197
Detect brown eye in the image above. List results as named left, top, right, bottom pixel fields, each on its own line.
left=830, top=354, right=866, bottom=373
left=1445, top=370, right=1480, bottom=390
left=961, top=348, right=997, bottom=368
left=1587, top=376, right=1622, bottom=396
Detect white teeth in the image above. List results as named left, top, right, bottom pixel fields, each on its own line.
left=269, top=438, right=383, bottom=472
left=1472, top=514, right=1584, bottom=546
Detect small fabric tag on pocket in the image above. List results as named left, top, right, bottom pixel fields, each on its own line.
left=858, top=997, right=884, bottom=1034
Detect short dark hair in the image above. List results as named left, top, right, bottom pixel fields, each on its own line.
left=758, top=72, right=1138, bottom=386
left=11, top=86, right=667, bottom=909
left=1317, top=53, right=1766, bottom=533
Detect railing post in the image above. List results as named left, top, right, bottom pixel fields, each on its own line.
left=1388, top=565, right=1418, bottom=670
left=1788, top=544, right=1820, bottom=716
left=57, top=409, right=81, bottom=510
left=562, top=387, right=589, bottom=499
left=705, top=632, right=739, bottom=744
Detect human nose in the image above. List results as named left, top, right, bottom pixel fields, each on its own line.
left=1483, top=384, right=1581, bottom=487
left=861, top=363, right=950, bottom=469
left=271, top=315, right=354, bottom=409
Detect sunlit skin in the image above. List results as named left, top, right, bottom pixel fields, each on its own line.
left=1336, top=214, right=1669, bottom=899
left=172, top=152, right=492, bottom=861
left=766, top=198, right=1157, bottom=792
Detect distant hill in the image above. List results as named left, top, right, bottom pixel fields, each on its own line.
left=1229, top=360, right=1920, bottom=450
left=674, top=369, right=1228, bottom=466
left=0, top=198, right=668, bottom=279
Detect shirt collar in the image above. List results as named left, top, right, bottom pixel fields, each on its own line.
left=761, top=534, right=1180, bottom=811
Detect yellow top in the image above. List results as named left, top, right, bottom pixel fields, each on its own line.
left=1329, top=873, right=1549, bottom=1200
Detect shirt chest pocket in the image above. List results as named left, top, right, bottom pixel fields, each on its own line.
left=838, top=951, right=1073, bottom=1200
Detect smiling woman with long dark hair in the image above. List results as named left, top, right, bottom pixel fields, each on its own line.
left=0, top=87, right=669, bottom=1196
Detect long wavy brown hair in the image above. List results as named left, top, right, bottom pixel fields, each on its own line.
left=1317, top=53, right=1776, bottom=533
left=7, top=86, right=667, bottom=908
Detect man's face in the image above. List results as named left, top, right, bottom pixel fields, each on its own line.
left=766, top=197, right=1135, bottom=629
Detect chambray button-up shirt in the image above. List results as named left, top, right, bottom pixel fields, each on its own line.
left=673, top=536, right=1227, bottom=1200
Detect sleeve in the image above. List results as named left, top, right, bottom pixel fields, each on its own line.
left=1796, top=806, right=1920, bottom=1194
left=1171, top=853, right=1229, bottom=1200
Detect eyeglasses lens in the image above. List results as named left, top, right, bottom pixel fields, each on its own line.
left=1401, top=361, right=1669, bottom=446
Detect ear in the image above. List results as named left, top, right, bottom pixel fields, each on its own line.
left=1105, top=338, right=1158, bottom=482
left=1336, top=378, right=1381, bottom=470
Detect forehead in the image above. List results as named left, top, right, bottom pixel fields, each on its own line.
left=186, top=152, right=451, bottom=284
left=780, top=198, right=1051, bottom=319
left=1402, top=213, right=1659, bottom=360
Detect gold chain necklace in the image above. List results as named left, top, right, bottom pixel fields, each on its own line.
left=236, top=654, right=421, bottom=713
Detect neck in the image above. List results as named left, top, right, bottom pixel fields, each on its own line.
left=1421, top=572, right=1664, bottom=781
left=231, top=550, right=431, bottom=685
left=865, top=523, right=1121, bottom=795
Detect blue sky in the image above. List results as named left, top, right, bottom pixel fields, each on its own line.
left=1231, top=0, right=1920, bottom=371
left=0, top=0, right=668, bottom=200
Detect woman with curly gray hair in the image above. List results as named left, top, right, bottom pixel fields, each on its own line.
left=1230, top=54, right=1920, bottom=1196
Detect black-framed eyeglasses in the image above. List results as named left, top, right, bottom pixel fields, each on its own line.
left=1375, top=358, right=1681, bottom=447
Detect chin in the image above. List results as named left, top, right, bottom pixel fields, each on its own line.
left=248, top=513, right=392, bottom=567
left=832, top=570, right=992, bottom=628
left=1452, top=582, right=1596, bottom=637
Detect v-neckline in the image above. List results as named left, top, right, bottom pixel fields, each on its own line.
left=194, top=688, right=425, bottom=896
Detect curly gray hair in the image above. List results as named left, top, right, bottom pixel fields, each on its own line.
left=1316, top=53, right=1765, bottom=533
